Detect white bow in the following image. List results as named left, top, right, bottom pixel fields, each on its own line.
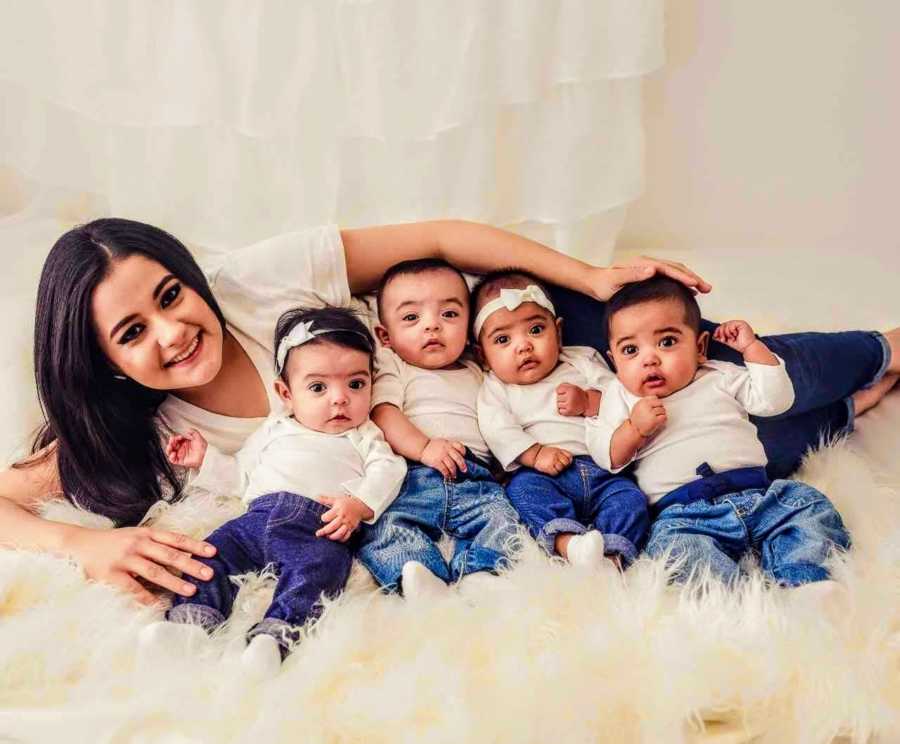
left=275, top=321, right=320, bottom=373
left=473, top=284, right=556, bottom=337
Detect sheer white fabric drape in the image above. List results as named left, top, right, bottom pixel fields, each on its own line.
left=0, top=0, right=663, bottom=258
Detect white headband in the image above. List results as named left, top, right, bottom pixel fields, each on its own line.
left=473, top=284, right=556, bottom=337
left=275, top=321, right=370, bottom=374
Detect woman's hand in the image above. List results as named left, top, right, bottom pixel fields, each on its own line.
left=589, top=257, right=712, bottom=301
left=62, top=525, right=216, bottom=606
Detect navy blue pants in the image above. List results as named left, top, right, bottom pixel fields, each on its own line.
left=168, top=492, right=353, bottom=652
left=506, top=456, right=648, bottom=564
left=551, top=285, right=891, bottom=478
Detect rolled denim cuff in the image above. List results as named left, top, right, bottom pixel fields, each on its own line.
left=166, top=603, right=225, bottom=633
left=248, top=617, right=300, bottom=654
left=601, top=534, right=639, bottom=566
left=862, top=331, right=892, bottom=389
left=538, top=518, right=588, bottom=555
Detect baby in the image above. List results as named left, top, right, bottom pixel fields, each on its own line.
left=143, top=306, right=406, bottom=675
left=586, top=276, right=851, bottom=587
left=359, top=258, right=521, bottom=598
left=473, top=270, right=649, bottom=569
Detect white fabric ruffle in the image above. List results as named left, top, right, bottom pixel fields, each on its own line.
left=0, top=0, right=663, bottom=258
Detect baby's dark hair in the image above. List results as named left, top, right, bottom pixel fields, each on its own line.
left=376, top=257, right=469, bottom=319
left=470, top=267, right=554, bottom=334
left=605, top=276, right=701, bottom=339
left=274, top=305, right=375, bottom=381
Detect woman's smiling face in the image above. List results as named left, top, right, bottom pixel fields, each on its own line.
left=91, top=253, right=224, bottom=392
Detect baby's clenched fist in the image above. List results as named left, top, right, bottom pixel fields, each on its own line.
left=630, top=396, right=667, bottom=439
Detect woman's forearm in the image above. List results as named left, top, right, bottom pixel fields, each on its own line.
left=343, top=220, right=596, bottom=296
left=0, top=495, right=76, bottom=553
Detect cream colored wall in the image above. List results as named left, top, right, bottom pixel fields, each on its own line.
left=619, top=1, right=899, bottom=332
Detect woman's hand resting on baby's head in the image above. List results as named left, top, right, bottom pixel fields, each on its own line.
left=316, top=495, right=374, bottom=542
left=590, top=256, right=712, bottom=301
left=165, top=429, right=208, bottom=470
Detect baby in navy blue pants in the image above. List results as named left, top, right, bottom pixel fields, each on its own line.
left=473, top=269, right=649, bottom=571
left=142, top=306, right=405, bottom=675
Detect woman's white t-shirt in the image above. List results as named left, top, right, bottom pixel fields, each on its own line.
left=157, top=225, right=369, bottom=454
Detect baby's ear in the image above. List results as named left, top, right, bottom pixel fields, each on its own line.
left=555, top=317, right=564, bottom=349
left=374, top=324, right=391, bottom=348
left=274, top=378, right=292, bottom=405
left=604, top=348, right=617, bottom=373
left=697, top=330, right=710, bottom=363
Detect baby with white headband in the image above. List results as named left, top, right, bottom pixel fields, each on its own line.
left=473, top=269, right=649, bottom=570
left=149, top=306, right=406, bottom=676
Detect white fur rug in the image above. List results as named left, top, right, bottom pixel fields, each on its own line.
left=0, top=392, right=898, bottom=744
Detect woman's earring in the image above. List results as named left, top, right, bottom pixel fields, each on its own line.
left=112, top=373, right=128, bottom=381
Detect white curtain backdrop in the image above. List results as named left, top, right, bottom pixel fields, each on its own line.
left=0, top=0, right=664, bottom=258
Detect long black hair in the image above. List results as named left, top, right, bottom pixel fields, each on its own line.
left=20, top=218, right=226, bottom=526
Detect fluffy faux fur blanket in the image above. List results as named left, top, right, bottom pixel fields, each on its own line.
left=1, top=395, right=898, bottom=744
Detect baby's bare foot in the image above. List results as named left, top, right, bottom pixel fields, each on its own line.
left=853, top=373, right=899, bottom=416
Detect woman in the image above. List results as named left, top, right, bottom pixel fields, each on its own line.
left=0, top=218, right=896, bottom=605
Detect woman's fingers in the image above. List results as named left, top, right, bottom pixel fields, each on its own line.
left=126, top=556, right=197, bottom=596
left=148, top=529, right=216, bottom=559
left=642, top=256, right=712, bottom=293
left=117, top=574, right=160, bottom=606
left=141, top=542, right=212, bottom=583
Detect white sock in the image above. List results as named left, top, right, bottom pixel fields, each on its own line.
left=241, top=634, right=283, bottom=680
left=138, top=620, right=209, bottom=655
left=401, top=561, right=448, bottom=600
left=566, top=531, right=606, bottom=568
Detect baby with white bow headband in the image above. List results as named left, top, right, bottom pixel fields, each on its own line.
left=151, top=306, right=406, bottom=677
left=473, top=270, right=649, bottom=570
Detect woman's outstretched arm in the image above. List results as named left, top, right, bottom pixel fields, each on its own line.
left=342, top=220, right=712, bottom=300
left=0, top=450, right=217, bottom=605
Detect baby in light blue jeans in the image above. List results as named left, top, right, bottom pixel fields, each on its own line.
left=586, top=276, right=851, bottom=587
left=358, top=258, right=520, bottom=598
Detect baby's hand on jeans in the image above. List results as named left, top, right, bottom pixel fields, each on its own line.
left=630, top=396, right=667, bottom=439
left=556, top=383, right=589, bottom=416
left=165, top=429, right=208, bottom=470
left=420, top=438, right=468, bottom=479
left=713, top=320, right=757, bottom=353
left=316, top=495, right=374, bottom=542
left=533, top=446, right=573, bottom=476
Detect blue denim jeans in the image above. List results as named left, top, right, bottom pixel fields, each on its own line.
left=551, top=285, right=891, bottom=478
left=357, top=456, right=520, bottom=591
left=506, top=456, right=648, bottom=564
left=644, top=468, right=851, bottom=586
left=168, top=492, right=354, bottom=653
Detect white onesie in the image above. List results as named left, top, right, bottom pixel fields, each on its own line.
left=190, top=416, right=406, bottom=523
left=371, top=348, right=490, bottom=462
left=477, top=346, right=616, bottom=471
left=585, top=358, right=795, bottom=503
